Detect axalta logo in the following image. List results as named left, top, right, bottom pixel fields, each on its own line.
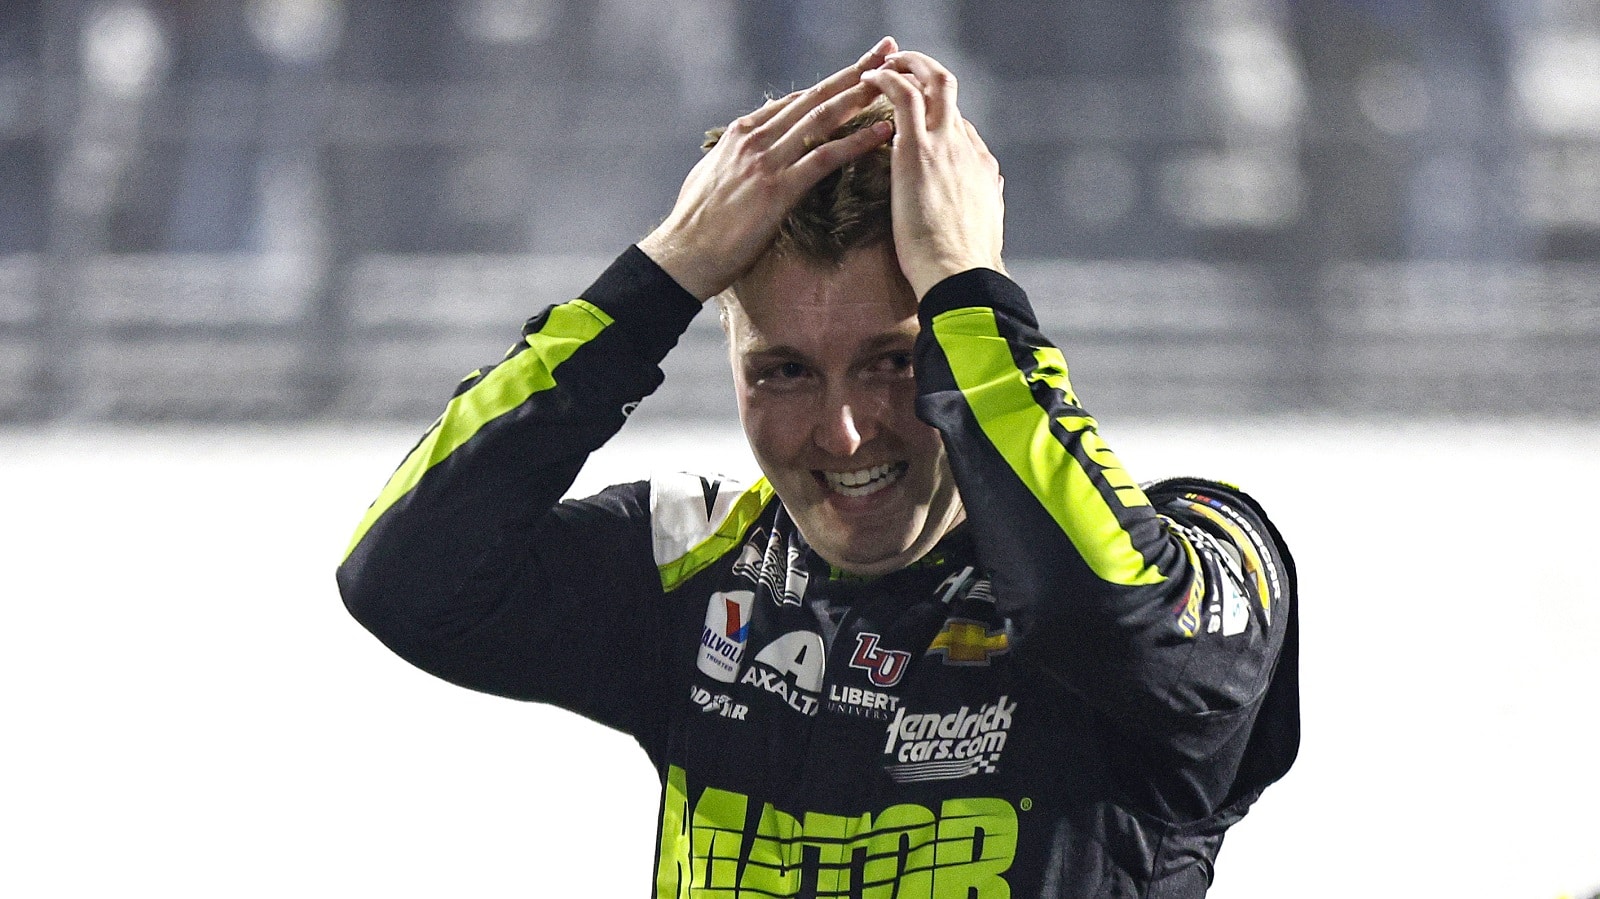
left=882, top=696, right=1017, bottom=783
left=697, top=590, right=753, bottom=683
left=740, top=630, right=824, bottom=716
left=657, top=765, right=1017, bottom=897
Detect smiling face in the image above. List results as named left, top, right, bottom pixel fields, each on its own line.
left=725, top=243, right=965, bottom=577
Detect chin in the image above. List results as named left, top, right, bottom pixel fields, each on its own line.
left=813, top=523, right=926, bottom=577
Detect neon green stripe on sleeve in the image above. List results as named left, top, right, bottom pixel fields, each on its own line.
left=342, top=299, right=614, bottom=562
left=930, top=307, right=1165, bottom=587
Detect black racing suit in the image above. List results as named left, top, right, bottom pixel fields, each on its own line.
left=338, top=247, right=1299, bottom=898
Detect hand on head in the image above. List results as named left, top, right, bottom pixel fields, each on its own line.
left=638, top=38, right=1004, bottom=304
left=638, top=37, right=900, bottom=301
left=862, top=51, right=1006, bottom=300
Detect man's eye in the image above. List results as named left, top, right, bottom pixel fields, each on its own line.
left=753, top=361, right=809, bottom=386
left=870, top=353, right=914, bottom=376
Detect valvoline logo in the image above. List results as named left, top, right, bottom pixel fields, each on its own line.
left=697, top=590, right=753, bottom=684
left=724, top=596, right=748, bottom=641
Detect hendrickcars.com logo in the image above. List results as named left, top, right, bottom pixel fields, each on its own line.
left=882, top=696, right=1017, bottom=783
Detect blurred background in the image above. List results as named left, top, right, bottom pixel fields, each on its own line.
left=4, top=2, right=1600, bottom=898
left=1, top=0, right=1597, bottom=425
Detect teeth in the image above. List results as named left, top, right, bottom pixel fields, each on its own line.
left=823, top=463, right=904, bottom=498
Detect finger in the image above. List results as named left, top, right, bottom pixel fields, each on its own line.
left=791, top=118, right=894, bottom=185
left=774, top=80, right=882, bottom=161
left=860, top=67, right=927, bottom=138
left=878, top=51, right=958, bottom=129
left=732, top=89, right=806, bottom=134
left=761, top=37, right=897, bottom=139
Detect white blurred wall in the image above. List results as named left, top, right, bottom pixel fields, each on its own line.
left=4, top=421, right=1597, bottom=897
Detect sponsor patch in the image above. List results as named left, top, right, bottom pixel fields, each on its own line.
left=882, top=696, right=1017, bottom=783
left=731, top=527, right=810, bottom=607
left=927, top=567, right=1011, bottom=667
left=824, top=683, right=901, bottom=721
left=697, top=590, right=753, bottom=683
left=658, top=764, right=1018, bottom=896
left=926, top=619, right=1010, bottom=666
left=740, top=630, right=825, bottom=716
left=934, top=565, right=979, bottom=604
left=1162, top=515, right=1207, bottom=638
left=1216, top=565, right=1250, bottom=636
left=1181, top=492, right=1280, bottom=623
left=848, top=632, right=911, bottom=687
left=690, top=685, right=749, bottom=721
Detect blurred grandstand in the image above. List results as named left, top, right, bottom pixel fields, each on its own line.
left=1, top=0, right=1596, bottom=424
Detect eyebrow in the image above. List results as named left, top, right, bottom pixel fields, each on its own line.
left=741, top=329, right=916, bottom=362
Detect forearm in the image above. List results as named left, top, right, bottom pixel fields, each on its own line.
left=914, top=269, right=1292, bottom=729
left=338, top=247, right=699, bottom=683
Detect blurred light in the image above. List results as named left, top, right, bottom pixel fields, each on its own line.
left=0, top=78, right=23, bottom=131
left=81, top=1, right=168, bottom=99
left=0, top=257, right=39, bottom=324
left=247, top=0, right=344, bottom=65
left=456, top=0, right=553, bottom=46
left=1206, top=27, right=1305, bottom=135
left=1516, top=33, right=1600, bottom=136
left=1162, top=150, right=1303, bottom=229
left=256, top=157, right=329, bottom=261
left=1056, top=150, right=1138, bottom=227
left=1182, top=0, right=1305, bottom=141
left=1358, top=61, right=1430, bottom=135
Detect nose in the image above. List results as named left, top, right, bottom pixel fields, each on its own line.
left=813, top=388, right=874, bottom=458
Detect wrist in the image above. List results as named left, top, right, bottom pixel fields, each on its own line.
left=905, top=258, right=1003, bottom=301
left=638, top=231, right=722, bottom=303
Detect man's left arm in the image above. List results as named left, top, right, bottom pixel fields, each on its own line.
left=871, top=49, right=1297, bottom=818
left=914, top=268, right=1299, bottom=820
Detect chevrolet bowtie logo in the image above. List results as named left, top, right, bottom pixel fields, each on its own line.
left=927, top=619, right=1010, bottom=666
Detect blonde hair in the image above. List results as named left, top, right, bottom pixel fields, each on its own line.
left=704, top=97, right=895, bottom=266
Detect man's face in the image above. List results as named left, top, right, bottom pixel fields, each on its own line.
left=726, top=243, right=964, bottom=577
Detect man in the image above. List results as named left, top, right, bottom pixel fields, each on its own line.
left=339, top=38, right=1298, bottom=897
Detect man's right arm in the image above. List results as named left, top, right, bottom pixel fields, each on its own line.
left=338, top=37, right=902, bottom=729
left=336, top=247, right=699, bottom=730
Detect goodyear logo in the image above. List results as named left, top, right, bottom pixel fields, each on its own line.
left=656, top=765, right=1017, bottom=898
